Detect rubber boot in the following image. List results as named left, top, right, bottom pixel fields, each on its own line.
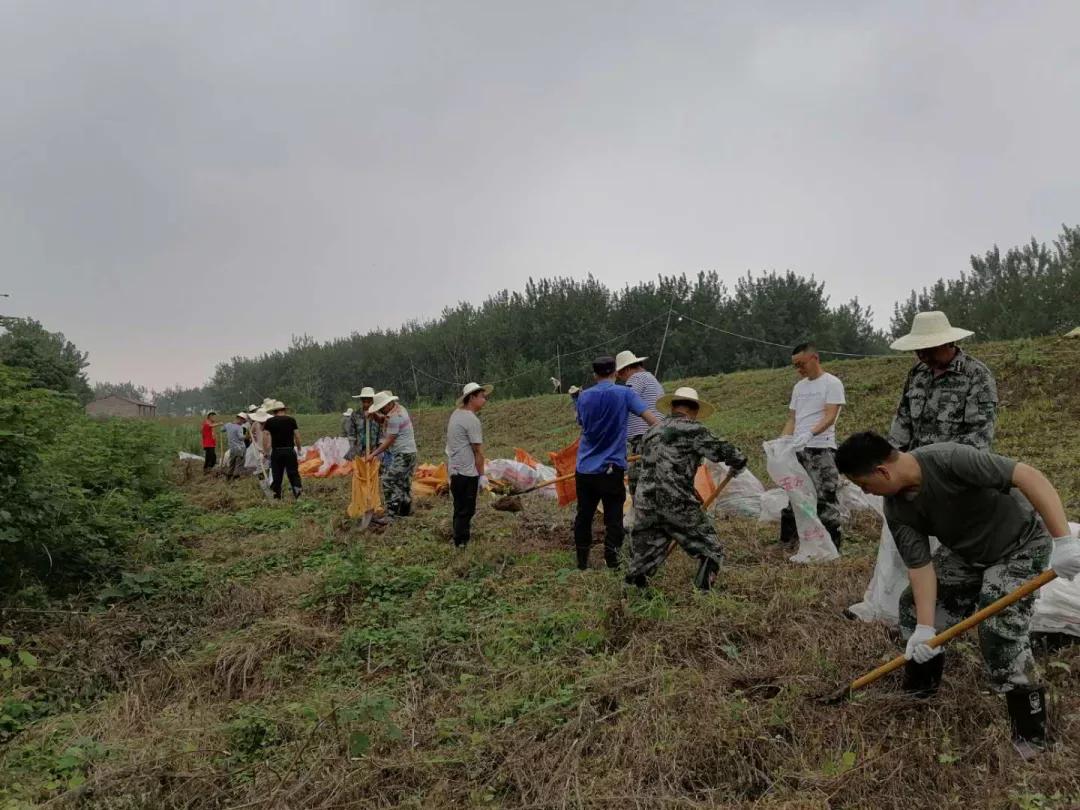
left=625, top=572, right=647, bottom=588
left=576, top=546, right=590, bottom=571
left=902, top=653, right=944, bottom=698
left=693, top=558, right=720, bottom=591
left=1006, top=686, right=1048, bottom=757
left=779, top=510, right=798, bottom=548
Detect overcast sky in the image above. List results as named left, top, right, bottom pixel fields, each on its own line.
left=3, top=1, right=1078, bottom=390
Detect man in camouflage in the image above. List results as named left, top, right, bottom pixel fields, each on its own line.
left=365, top=391, right=417, bottom=519
left=887, top=311, right=997, bottom=451
left=625, top=386, right=748, bottom=591
left=837, top=432, right=1080, bottom=755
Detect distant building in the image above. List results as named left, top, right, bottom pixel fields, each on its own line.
left=85, top=394, right=157, bottom=418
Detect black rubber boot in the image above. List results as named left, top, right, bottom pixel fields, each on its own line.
left=779, top=511, right=798, bottom=547
left=902, top=653, right=944, bottom=698
left=1006, top=686, right=1048, bottom=753
left=624, top=573, right=647, bottom=588
left=693, top=558, right=720, bottom=591
left=827, top=525, right=842, bottom=551
left=576, top=546, right=590, bottom=571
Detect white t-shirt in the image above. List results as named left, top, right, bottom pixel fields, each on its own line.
left=789, top=372, right=846, bottom=450
left=446, top=408, right=483, bottom=476
left=386, top=405, right=418, bottom=454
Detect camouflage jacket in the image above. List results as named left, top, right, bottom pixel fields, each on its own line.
left=887, top=349, right=997, bottom=451
left=346, top=412, right=383, bottom=454
left=636, top=415, right=747, bottom=511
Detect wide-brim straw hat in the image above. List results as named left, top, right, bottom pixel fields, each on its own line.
left=368, top=390, right=399, bottom=415
left=351, top=386, right=377, bottom=400
left=457, top=382, right=493, bottom=407
left=237, top=412, right=249, bottom=419
left=266, top=400, right=286, bottom=412
left=249, top=409, right=270, bottom=423
left=656, top=386, right=715, bottom=419
left=890, top=311, right=974, bottom=351
left=615, top=350, right=649, bottom=372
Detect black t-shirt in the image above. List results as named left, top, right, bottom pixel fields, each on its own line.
left=264, top=415, right=298, bottom=449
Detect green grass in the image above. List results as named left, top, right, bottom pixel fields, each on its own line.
left=3, top=335, right=1080, bottom=808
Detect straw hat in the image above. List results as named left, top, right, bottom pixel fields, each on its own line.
left=266, top=400, right=286, bottom=412
left=457, top=382, right=493, bottom=407
left=615, top=350, right=648, bottom=372
left=237, top=412, right=249, bottom=419
left=247, top=404, right=257, bottom=412
left=367, top=390, right=399, bottom=415
left=343, top=408, right=354, bottom=417
left=890, top=311, right=974, bottom=352
left=656, top=386, right=715, bottom=419
left=568, top=385, right=581, bottom=395
left=351, top=386, right=377, bottom=400
left=249, top=409, right=270, bottom=423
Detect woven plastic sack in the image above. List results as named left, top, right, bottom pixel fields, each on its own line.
left=763, top=437, right=839, bottom=563
left=758, top=489, right=788, bottom=523
left=413, top=463, right=449, bottom=497
left=701, top=460, right=766, bottom=518
left=347, top=457, right=383, bottom=518
left=548, top=437, right=580, bottom=506
left=485, top=459, right=542, bottom=492
left=1032, top=523, right=1080, bottom=636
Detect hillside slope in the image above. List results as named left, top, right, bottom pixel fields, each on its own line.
left=4, top=335, right=1080, bottom=808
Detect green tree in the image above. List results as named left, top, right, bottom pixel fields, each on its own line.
left=0, top=317, right=92, bottom=402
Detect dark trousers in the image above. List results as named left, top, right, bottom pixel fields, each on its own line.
left=203, top=447, right=216, bottom=471
left=573, top=468, right=626, bottom=569
left=270, top=448, right=302, bottom=499
left=450, top=474, right=480, bottom=547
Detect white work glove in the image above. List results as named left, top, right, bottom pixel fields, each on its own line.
left=1050, top=535, right=1080, bottom=581
left=904, top=624, right=941, bottom=664
left=478, top=475, right=489, bottom=490
left=791, top=432, right=812, bottom=451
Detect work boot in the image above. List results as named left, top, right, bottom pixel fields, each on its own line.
left=778, top=511, right=798, bottom=548
left=902, top=653, right=944, bottom=698
left=827, top=525, right=842, bottom=552
left=1006, top=686, right=1048, bottom=758
left=693, top=558, right=720, bottom=591
left=624, top=572, right=647, bottom=588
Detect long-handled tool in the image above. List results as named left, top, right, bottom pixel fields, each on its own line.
left=492, top=472, right=576, bottom=512
left=661, top=470, right=736, bottom=559
left=823, top=568, right=1058, bottom=704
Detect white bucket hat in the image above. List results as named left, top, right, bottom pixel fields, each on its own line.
left=568, top=385, right=581, bottom=395
left=367, top=390, right=399, bottom=415
left=656, top=386, right=715, bottom=419
left=351, top=386, right=377, bottom=400
left=890, top=311, right=974, bottom=352
left=615, top=350, right=649, bottom=372
left=457, top=382, right=493, bottom=407
left=247, top=404, right=257, bottom=412
left=266, top=400, right=286, bottom=412
left=249, top=409, right=270, bottom=423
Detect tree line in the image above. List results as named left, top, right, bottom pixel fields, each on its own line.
left=4, top=224, right=1078, bottom=415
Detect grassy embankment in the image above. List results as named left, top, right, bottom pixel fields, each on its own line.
left=3, top=336, right=1080, bottom=808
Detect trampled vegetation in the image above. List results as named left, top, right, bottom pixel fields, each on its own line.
left=3, top=334, right=1080, bottom=808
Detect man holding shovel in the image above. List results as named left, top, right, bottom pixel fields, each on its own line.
left=446, top=382, right=491, bottom=548
left=836, top=431, right=1080, bottom=752
left=366, top=391, right=417, bottom=519
left=573, top=356, right=659, bottom=571
left=625, top=387, right=747, bottom=591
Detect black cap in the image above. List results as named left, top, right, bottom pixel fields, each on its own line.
left=592, top=355, right=616, bottom=375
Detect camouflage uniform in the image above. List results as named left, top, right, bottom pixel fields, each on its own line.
left=381, top=451, right=417, bottom=516
left=888, top=349, right=998, bottom=451
left=780, top=448, right=842, bottom=545
left=626, top=434, right=644, bottom=497
left=899, top=533, right=1051, bottom=692
left=347, top=412, right=382, bottom=455
left=626, top=415, right=747, bottom=583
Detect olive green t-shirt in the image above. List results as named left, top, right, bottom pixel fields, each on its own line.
left=885, top=443, right=1042, bottom=568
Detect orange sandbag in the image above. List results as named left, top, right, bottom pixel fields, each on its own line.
left=298, top=458, right=323, bottom=476
left=514, top=448, right=540, bottom=469
left=347, top=457, right=383, bottom=517
left=548, top=437, right=579, bottom=507
left=413, top=462, right=449, bottom=497
left=694, top=465, right=717, bottom=504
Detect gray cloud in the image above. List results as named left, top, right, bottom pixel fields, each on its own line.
left=3, top=1, right=1078, bottom=388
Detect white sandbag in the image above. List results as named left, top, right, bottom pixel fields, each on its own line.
left=763, top=437, right=839, bottom=563
left=485, top=459, right=542, bottom=493
left=243, top=443, right=263, bottom=470
left=702, top=460, right=765, bottom=518
left=1031, top=523, right=1080, bottom=636
left=312, top=436, right=350, bottom=475
left=178, top=451, right=203, bottom=461
left=837, top=481, right=877, bottom=520
left=758, top=488, right=788, bottom=524
left=534, top=463, right=558, bottom=499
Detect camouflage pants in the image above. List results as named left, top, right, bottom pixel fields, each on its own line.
left=899, top=532, right=1051, bottom=692
left=625, top=503, right=724, bottom=582
left=382, top=452, right=417, bottom=516
left=626, top=434, right=645, bottom=498
left=781, top=448, right=841, bottom=534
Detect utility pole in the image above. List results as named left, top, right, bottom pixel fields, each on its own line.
left=654, top=292, right=677, bottom=381
left=556, top=343, right=561, bottom=393
left=411, top=363, right=420, bottom=402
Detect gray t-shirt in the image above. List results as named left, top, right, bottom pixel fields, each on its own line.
left=885, top=443, right=1042, bottom=569
left=446, top=408, right=483, bottom=476
left=223, top=422, right=247, bottom=454
left=385, top=405, right=417, bottom=454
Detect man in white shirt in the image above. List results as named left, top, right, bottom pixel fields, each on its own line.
left=446, top=382, right=491, bottom=548
left=779, top=342, right=847, bottom=550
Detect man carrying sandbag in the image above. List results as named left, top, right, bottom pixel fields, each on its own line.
left=366, top=391, right=418, bottom=519
left=836, top=431, right=1080, bottom=755
left=446, top=382, right=491, bottom=548
left=778, top=342, right=846, bottom=550
left=625, top=387, right=747, bottom=591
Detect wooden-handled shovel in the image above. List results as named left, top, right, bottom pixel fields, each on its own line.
left=823, top=568, right=1058, bottom=704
